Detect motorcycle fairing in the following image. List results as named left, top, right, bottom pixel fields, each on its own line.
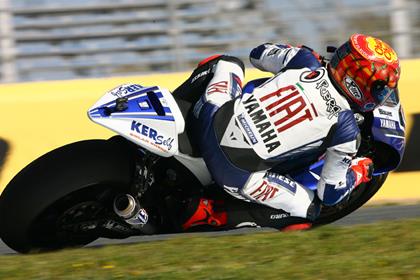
left=371, top=103, right=405, bottom=173
left=88, top=84, right=185, bottom=157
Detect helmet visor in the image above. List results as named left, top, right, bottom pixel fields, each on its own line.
left=383, top=88, right=400, bottom=107
left=371, top=83, right=394, bottom=107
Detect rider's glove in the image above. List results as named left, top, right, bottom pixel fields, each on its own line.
left=349, top=157, right=374, bottom=188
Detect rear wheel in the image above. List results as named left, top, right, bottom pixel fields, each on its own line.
left=0, top=137, right=136, bottom=253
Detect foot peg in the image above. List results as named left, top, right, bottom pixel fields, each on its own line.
left=113, top=194, right=148, bottom=228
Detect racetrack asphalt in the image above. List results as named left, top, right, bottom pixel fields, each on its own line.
left=1, top=204, right=419, bottom=255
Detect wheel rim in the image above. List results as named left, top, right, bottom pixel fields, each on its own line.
left=27, top=185, right=118, bottom=250
left=315, top=174, right=387, bottom=225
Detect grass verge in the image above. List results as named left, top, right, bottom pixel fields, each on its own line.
left=1, top=218, right=419, bottom=280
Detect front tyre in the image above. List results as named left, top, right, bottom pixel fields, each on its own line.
left=314, top=174, right=388, bottom=225
left=0, top=137, right=136, bottom=253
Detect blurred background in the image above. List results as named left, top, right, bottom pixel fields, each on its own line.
left=0, top=0, right=419, bottom=216
left=0, top=0, right=419, bottom=83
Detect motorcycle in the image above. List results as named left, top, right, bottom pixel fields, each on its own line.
left=0, top=77, right=405, bottom=253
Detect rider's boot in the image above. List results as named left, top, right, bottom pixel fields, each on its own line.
left=181, top=198, right=227, bottom=230
left=178, top=194, right=320, bottom=232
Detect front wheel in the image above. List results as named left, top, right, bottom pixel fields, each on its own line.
left=0, top=137, right=136, bottom=253
left=314, top=173, right=388, bottom=226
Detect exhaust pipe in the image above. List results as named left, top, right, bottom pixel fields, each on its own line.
left=113, top=194, right=148, bottom=228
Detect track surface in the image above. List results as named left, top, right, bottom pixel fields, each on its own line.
left=1, top=204, right=419, bottom=255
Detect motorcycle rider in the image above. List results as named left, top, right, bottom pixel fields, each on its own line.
left=172, top=34, right=400, bottom=230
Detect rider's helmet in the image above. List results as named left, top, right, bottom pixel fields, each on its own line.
left=328, top=34, right=400, bottom=112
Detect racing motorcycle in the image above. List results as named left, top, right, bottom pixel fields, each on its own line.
left=0, top=76, right=405, bottom=253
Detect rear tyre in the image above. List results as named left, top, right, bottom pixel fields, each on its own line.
left=0, top=137, right=136, bottom=253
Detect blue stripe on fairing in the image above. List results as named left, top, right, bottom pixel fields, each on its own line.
left=195, top=102, right=251, bottom=189
left=90, top=106, right=171, bottom=115
left=110, top=114, right=175, bottom=121
left=90, top=89, right=172, bottom=118
left=135, top=94, right=171, bottom=113
left=98, top=86, right=160, bottom=108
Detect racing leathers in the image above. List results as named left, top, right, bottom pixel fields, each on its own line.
left=184, top=43, right=371, bottom=221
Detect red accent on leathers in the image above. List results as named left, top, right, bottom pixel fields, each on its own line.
left=197, top=54, right=223, bottom=67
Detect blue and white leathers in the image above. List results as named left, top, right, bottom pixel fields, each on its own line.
left=194, top=44, right=361, bottom=219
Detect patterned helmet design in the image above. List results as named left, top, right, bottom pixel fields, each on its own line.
left=329, top=34, right=400, bottom=112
